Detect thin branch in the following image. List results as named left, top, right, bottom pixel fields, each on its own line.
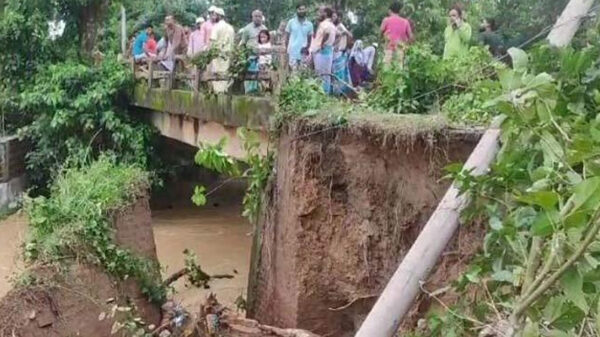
left=163, top=269, right=234, bottom=287
left=512, top=212, right=600, bottom=319
left=521, top=237, right=542, bottom=296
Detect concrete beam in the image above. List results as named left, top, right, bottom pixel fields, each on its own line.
left=149, top=110, right=269, bottom=160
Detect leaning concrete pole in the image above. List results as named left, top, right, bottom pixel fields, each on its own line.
left=548, top=0, right=595, bottom=47
left=355, top=2, right=593, bottom=336
left=354, top=127, right=501, bottom=337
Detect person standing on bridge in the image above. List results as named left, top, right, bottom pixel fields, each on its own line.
left=200, top=6, right=218, bottom=51
left=161, top=16, right=187, bottom=72
left=240, top=10, right=268, bottom=93
left=286, top=4, right=314, bottom=71
left=187, top=17, right=205, bottom=58
left=380, top=1, right=413, bottom=66
left=332, top=11, right=352, bottom=95
left=240, top=10, right=267, bottom=49
left=209, top=8, right=235, bottom=93
left=310, top=5, right=336, bottom=94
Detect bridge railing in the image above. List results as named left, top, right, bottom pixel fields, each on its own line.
left=132, top=46, right=289, bottom=96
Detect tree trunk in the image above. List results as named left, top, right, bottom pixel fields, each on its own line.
left=547, top=0, right=596, bottom=47
left=79, top=0, right=109, bottom=58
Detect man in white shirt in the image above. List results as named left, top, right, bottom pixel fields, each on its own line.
left=209, top=7, right=235, bottom=93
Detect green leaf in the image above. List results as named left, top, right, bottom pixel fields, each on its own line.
left=551, top=302, right=585, bottom=330
left=560, top=268, right=588, bottom=313
left=532, top=212, right=553, bottom=237
left=564, top=211, right=588, bottom=229
left=568, top=177, right=600, bottom=215
left=524, top=72, right=554, bottom=90
left=508, top=48, right=529, bottom=72
left=539, top=131, right=565, bottom=165
left=543, top=296, right=565, bottom=323
left=516, top=191, right=559, bottom=210
left=191, top=186, right=207, bottom=206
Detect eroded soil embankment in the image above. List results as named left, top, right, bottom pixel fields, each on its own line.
left=249, top=115, right=484, bottom=336
left=0, top=196, right=161, bottom=337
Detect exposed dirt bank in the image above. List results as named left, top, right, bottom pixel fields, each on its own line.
left=0, top=196, right=161, bottom=337
left=249, top=115, right=482, bottom=336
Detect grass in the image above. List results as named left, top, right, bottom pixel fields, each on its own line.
left=23, top=155, right=165, bottom=302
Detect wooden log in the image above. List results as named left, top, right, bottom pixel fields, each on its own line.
left=547, top=0, right=595, bottom=47
left=354, top=126, right=501, bottom=337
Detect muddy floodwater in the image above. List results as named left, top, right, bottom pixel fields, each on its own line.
left=153, top=205, right=252, bottom=311
left=0, top=214, right=27, bottom=298
left=0, top=206, right=252, bottom=312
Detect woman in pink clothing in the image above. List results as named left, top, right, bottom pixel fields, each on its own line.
left=380, top=1, right=413, bottom=66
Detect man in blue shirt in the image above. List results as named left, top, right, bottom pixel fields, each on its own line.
left=132, top=25, right=153, bottom=61
left=286, top=4, right=314, bottom=70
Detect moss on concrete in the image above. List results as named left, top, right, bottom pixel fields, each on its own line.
left=131, top=84, right=274, bottom=131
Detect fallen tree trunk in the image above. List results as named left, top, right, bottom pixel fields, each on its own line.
left=354, top=126, right=501, bottom=337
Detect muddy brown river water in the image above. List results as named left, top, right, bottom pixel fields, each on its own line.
left=153, top=206, right=252, bottom=310
left=0, top=206, right=252, bottom=312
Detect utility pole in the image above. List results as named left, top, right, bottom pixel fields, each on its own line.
left=354, top=2, right=596, bottom=337
left=548, top=0, right=596, bottom=47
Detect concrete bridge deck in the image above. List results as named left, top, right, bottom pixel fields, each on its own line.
left=132, top=84, right=275, bottom=159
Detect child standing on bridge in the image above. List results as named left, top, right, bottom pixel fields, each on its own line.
left=258, top=30, right=273, bottom=92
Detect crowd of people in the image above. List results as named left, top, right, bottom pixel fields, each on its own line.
left=130, top=2, right=506, bottom=95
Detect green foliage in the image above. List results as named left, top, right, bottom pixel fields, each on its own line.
left=367, top=43, right=500, bottom=114
left=24, top=156, right=166, bottom=303
left=192, top=129, right=273, bottom=224
left=190, top=46, right=221, bottom=72
left=279, top=76, right=328, bottom=114
left=238, top=128, right=274, bottom=224
left=442, top=79, right=501, bottom=126
left=17, top=58, right=158, bottom=191
left=229, top=46, right=254, bottom=81
left=438, top=45, right=600, bottom=336
left=182, top=249, right=212, bottom=289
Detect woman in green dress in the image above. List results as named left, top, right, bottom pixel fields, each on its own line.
left=443, top=6, right=472, bottom=60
